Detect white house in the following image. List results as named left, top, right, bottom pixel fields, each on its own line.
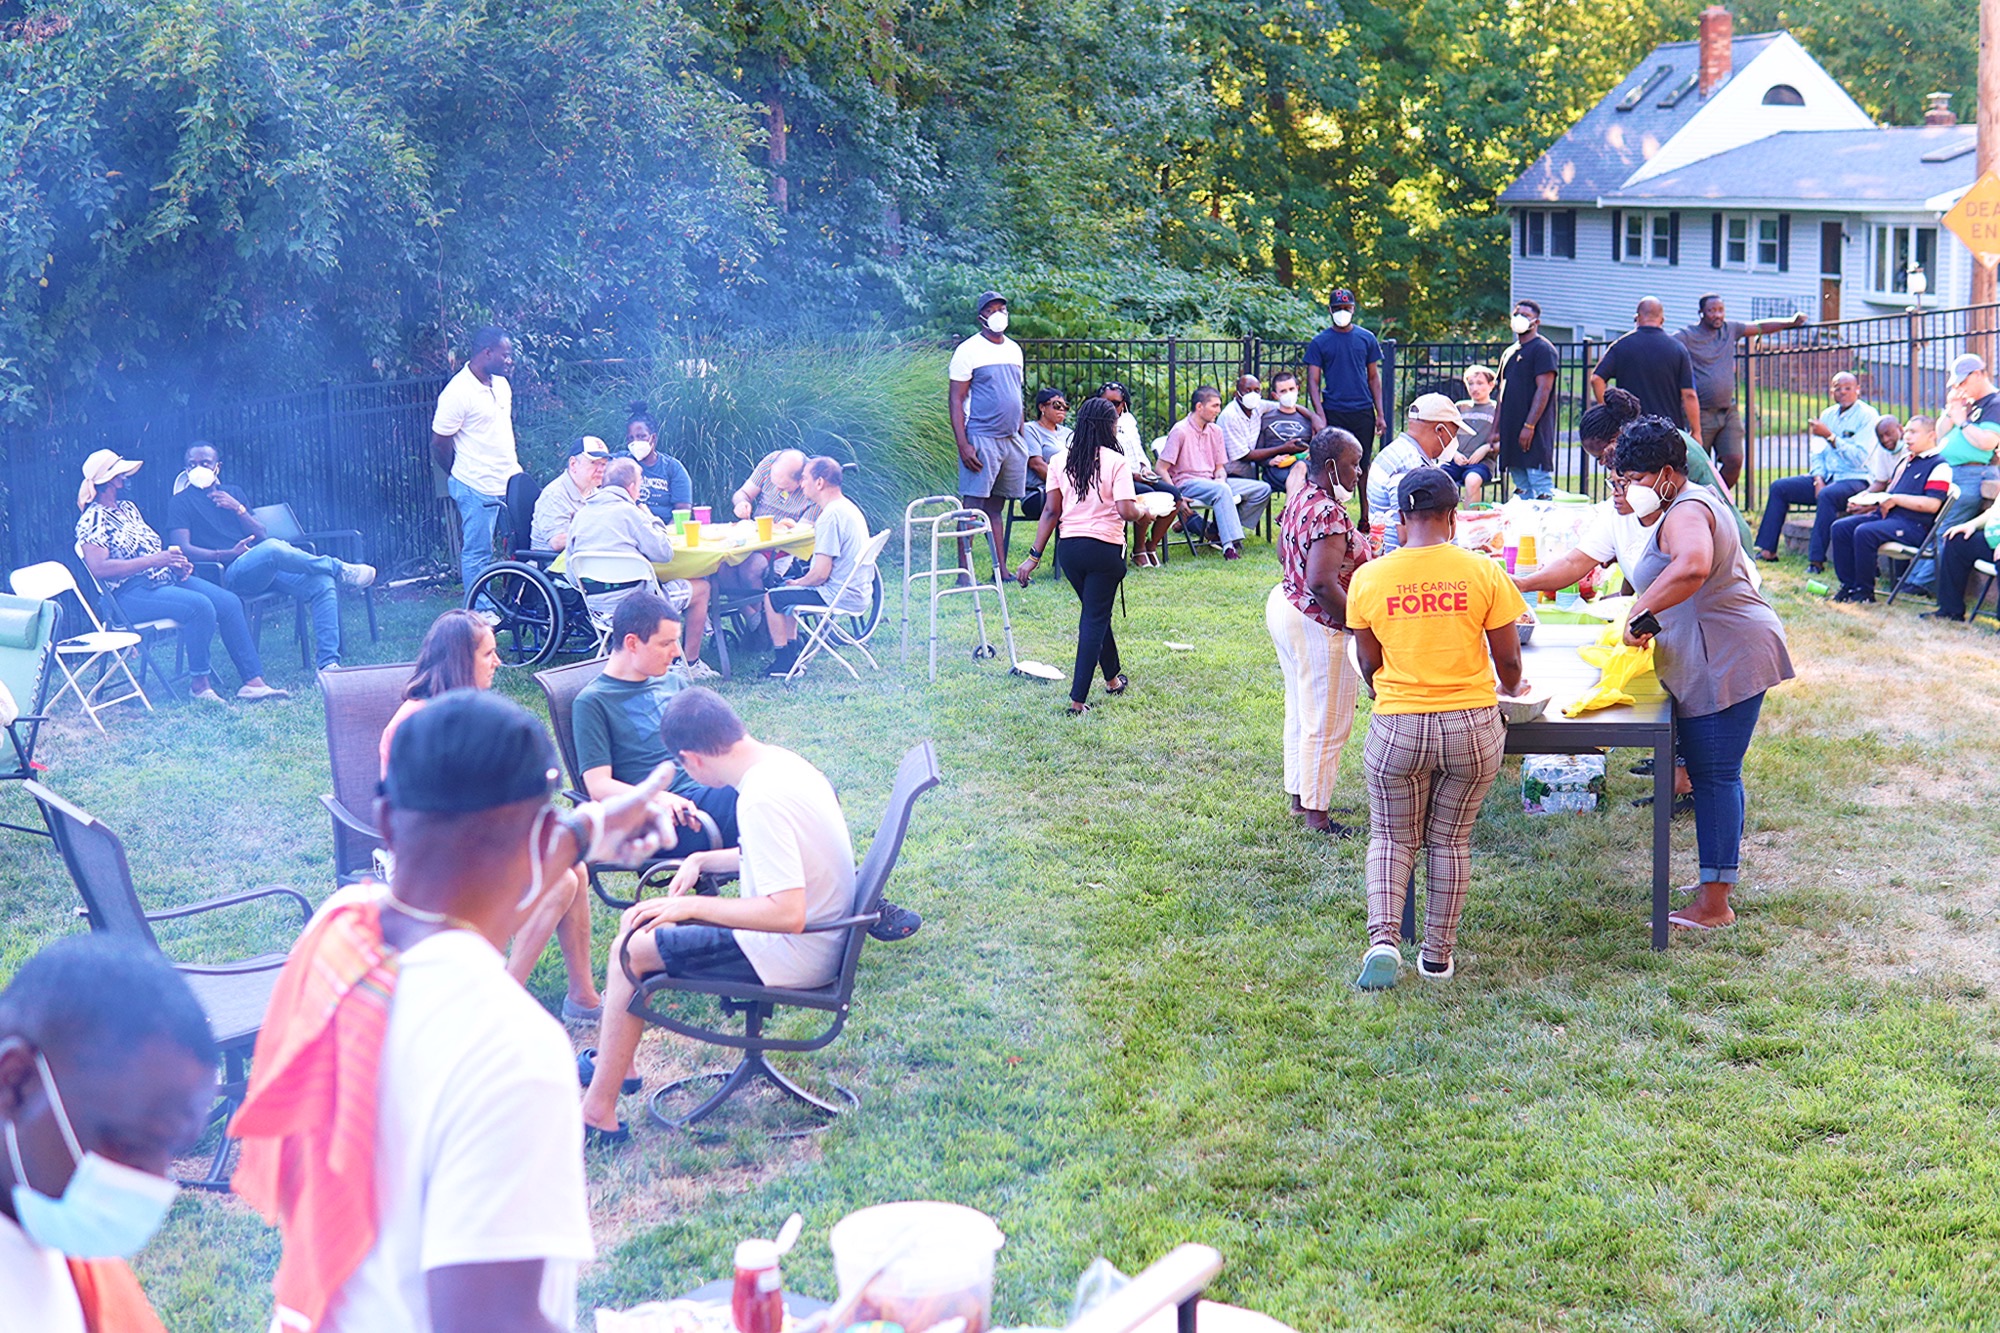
left=1499, top=6, right=1977, bottom=342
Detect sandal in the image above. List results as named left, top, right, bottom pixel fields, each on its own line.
left=1065, top=701, right=1092, bottom=716
left=1104, top=674, right=1129, bottom=695
left=577, top=1048, right=642, bottom=1096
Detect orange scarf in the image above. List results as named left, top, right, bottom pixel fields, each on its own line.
left=66, top=1258, right=167, bottom=1333
left=229, top=898, right=399, bottom=1333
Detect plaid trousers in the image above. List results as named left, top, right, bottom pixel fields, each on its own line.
left=1363, top=705, right=1506, bottom=961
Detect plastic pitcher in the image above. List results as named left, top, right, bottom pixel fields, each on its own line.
left=829, top=1201, right=1005, bottom=1333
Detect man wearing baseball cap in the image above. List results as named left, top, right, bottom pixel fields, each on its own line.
left=531, top=436, right=612, bottom=551
left=1344, top=467, right=1530, bottom=991
left=1366, top=394, right=1465, bottom=553
left=948, top=290, right=1028, bottom=574
left=1303, top=289, right=1387, bottom=506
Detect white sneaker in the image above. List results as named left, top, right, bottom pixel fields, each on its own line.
left=1418, top=953, right=1455, bottom=981
left=338, top=561, right=377, bottom=589
left=682, top=659, right=721, bottom=681
left=1355, top=942, right=1401, bottom=991
left=236, top=682, right=291, bottom=702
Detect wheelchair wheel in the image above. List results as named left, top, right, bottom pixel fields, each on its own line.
left=840, top=568, right=886, bottom=644
left=466, top=562, right=564, bottom=667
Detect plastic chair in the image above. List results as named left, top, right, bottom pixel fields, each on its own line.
left=8, top=562, right=151, bottom=731
left=923, top=510, right=1020, bottom=683
left=1065, top=1244, right=1225, bottom=1333
left=1880, top=481, right=1959, bottom=604
left=1972, top=557, right=1999, bottom=628
left=782, top=529, right=892, bottom=683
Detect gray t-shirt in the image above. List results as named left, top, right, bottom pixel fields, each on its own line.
left=1676, top=320, right=1750, bottom=410
left=812, top=494, right=872, bottom=613
left=948, top=334, right=1025, bottom=438
left=1020, top=422, right=1071, bottom=493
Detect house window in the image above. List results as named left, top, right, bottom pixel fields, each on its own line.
left=1618, top=211, right=1678, bottom=266
left=1870, top=224, right=1939, bottom=297
left=1517, top=209, right=1576, bottom=259
left=1756, top=217, right=1781, bottom=267
left=1762, top=84, right=1804, bottom=106
left=1713, top=213, right=1790, bottom=272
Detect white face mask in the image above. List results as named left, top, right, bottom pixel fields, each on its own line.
left=1326, top=482, right=1352, bottom=505
left=627, top=438, right=654, bottom=461
left=515, top=806, right=558, bottom=915
left=185, top=466, right=217, bottom=490
left=1277, top=390, right=1299, bottom=408
left=1510, top=314, right=1533, bottom=335
left=1238, top=392, right=1263, bottom=413
left=1330, top=310, right=1354, bottom=329
left=1625, top=482, right=1666, bottom=519
left=982, top=310, right=1009, bottom=334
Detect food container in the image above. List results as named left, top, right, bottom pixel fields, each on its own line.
left=829, top=1202, right=1005, bottom=1333
left=1521, top=754, right=1606, bottom=814
left=1515, top=606, right=1537, bottom=647
left=1496, top=690, right=1552, bottom=725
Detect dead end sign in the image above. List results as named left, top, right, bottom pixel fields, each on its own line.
left=1944, top=173, right=2000, bottom=269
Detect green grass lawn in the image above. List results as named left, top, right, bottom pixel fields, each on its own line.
left=3, top=548, right=1999, bottom=1331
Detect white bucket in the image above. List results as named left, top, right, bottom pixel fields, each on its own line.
left=828, top=1201, right=1005, bottom=1333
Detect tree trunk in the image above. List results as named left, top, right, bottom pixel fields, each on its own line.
left=767, top=85, right=789, bottom=213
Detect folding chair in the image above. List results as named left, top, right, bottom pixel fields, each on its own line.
left=253, top=502, right=381, bottom=642
left=70, top=548, right=185, bottom=702
left=0, top=592, right=58, bottom=838
left=1881, top=481, right=1959, bottom=605
left=783, top=529, right=892, bottom=683
left=1065, top=1245, right=1224, bottom=1333
left=316, top=661, right=414, bottom=884
left=26, top=780, right=311, bottom=1189
left=628, top=741, right=941, bottom=1136
left=565, top=549, right=662, bottom=656
left=1972, top=557, right=1999, bottom=629
left=7, top=562, right=151, bottom=731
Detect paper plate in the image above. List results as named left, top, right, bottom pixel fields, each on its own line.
left=1134, top=492, right=1178, bottom=518
left=1011, top=660, right=1065, bottom=681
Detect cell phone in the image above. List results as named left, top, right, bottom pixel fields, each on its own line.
left=1630, top=609, right=1662, bottom=638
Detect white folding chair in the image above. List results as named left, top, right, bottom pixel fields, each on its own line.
left=564, top=550, right=662, bottom=656
left=7, top=562, right=151, bottom=732
left=783, top=529, right=891, bottom=683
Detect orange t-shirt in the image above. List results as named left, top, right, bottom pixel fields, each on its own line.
left=1344, top=541, right=1526, bottom=714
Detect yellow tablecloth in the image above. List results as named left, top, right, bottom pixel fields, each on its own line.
left=553, top=521, right=815, bottom=582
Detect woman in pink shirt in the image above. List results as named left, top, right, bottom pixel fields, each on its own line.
left=1015, top=397, right=1146, bottom=714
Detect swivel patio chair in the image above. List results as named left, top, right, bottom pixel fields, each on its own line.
left=316, top=661, right=414, bottom=884
left=627, top=740, right=941, bottom=1137
left=0, top=592, right=58, bottom=839
left=26, top=780, right=311, bottom=1189
left=8, top=561, right=151, bottom=731
left=253, top=502, right=381, bottom=643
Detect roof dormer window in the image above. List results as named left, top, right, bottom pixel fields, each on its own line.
left=1761, top=85, right=1804, bottom=106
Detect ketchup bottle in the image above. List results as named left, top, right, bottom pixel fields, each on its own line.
left=732, top=1239, right=784, bottom=1333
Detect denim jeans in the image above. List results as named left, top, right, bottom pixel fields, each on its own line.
left=1754, top=474, right=1867, bottom=565
left=1509, top=467, right=1554, bottom=499
left=1828, top=511, right=1927, bottom=595
left=225, top=539, right=342, bottom=668
left=1177, top=475, right=1268, bottom=545
left=114, top=576, right=263, bottom=684
left=449, top=475, right=502, bottom=595
left=1678, top=691, right=1764, bottom=884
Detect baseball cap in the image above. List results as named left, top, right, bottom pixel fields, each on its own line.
left=1397, top=466, right=1460, bottom=515
left=975, top=290, right=1006, bottom=316
left=1407, top=393, right=1467, bottom=427
left=383, top=691, right=559, bottom=815
left=1328, top=288, right=1356, bottom=308
left=567, top=435, right=611, bottom=458
left=1948, top=353, right=1986, bottom=387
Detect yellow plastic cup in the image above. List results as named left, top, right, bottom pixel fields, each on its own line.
left=756, top=516, right=774, bottom=541
left=683, top=522, right=700, bottom=548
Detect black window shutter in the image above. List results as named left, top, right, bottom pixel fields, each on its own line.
left=1611, top=209, right=1622, bottom=261
left=1711, top=213, right=1723, bottom=268
left=1668, top=212, right=1681, bottom=266
left=1554, top=211, right=1575, bottom=258
left=1516, top=210, right=1525, bottom=256
left=1777, top=213, right=1790, bottom=272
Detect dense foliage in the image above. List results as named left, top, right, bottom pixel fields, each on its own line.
left=0, top=0, right=1976, bottom=419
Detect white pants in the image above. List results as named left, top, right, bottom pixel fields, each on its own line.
left=1264, top=584, right=1361, bottom=810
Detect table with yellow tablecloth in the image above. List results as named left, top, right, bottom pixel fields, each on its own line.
left=552, top=520, right=816, bottom=582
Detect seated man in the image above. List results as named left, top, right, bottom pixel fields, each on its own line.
left=1241, top=370, right=1320, bottom=498
left=164, top=441, right=376, bottom=670
left=724, top=447, right=816, bottom=592
left=1018, top=388, right=1072, bottom=521
left=1751, top=371, right=1880, bottom=572
left=765, top=457, right=874, bottom=678
left=1367, top=394, right=1461, bottom=554
left=530, top=436, right=610, bottom=550
left=1828, top=419, right=1949, bottom=603
left=623, top=406, right=694, bottom=521
left=578, top=687, right=915, bottom=1142
left=1, top=935, right=215, bottom=1333
left=1157, top=386, right=1271, bottom=560
left=569, top=457, right=716, bottom=678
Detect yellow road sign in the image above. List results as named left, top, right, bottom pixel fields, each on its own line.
left=1943, top=172, right=2000, bottom=268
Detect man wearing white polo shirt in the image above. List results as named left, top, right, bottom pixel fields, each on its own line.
left=432, top=327, right=524, bottom=600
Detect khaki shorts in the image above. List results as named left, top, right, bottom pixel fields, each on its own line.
left=1700, top=406, right=1744, bottom=468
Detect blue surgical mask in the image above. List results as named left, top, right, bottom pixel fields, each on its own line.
left=5, top=1050, right=178, bottom=1258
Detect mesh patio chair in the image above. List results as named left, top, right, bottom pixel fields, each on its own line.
left=317, top=662, right=414, bottom=884
left=0, top=592, right=58, bottom=839
left=253, top=502, right=381, bottom=642
left=627, top=740, right=941, bottom=1137
left=532, top=657, right=721, bottom=910
left=25, top=780, right=311, bottom=1189
left=8, top=561, right=152, bottom=731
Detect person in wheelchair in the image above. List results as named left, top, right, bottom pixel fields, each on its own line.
left=763, top=457, right=870, bottom=678
left=529, top=435, right=611, bottom=551
left=569, top=458, right=718, bottom=679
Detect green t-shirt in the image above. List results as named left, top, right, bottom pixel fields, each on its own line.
left=1677, top=430, right=1754, bottom=552
left=572, top=670, right=697, bottom=795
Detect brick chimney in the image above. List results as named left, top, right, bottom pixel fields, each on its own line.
left=1698, top=7, right=1733, bottom=97
left=1923, top=92, right=1956, bottom=126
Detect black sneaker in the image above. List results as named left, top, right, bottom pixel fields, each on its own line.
left=869, top=901, right=923, bottom=941
left=1806, top=563, right=1825, bottom=575
left=1919, top=611, right=1964, bottom=622
left=766, top=646, right=801, bottom=678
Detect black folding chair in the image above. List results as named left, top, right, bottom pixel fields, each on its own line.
left=26, top=780, right=311, bottom=1188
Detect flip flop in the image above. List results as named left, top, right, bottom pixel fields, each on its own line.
left=1104, top=674, right=1130, bottom=695
left=1667, top=911, right=1732, bottom=931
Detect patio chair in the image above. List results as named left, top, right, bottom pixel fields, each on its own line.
left=70, top=548, right=185, bottom=702
left=781, top=528, right=892, bottom=683
left=532, top=657, right=722, bottom=910
left=7, top=561, right=152, bottom=731
left=317, top=661, right=414, bottom=884
left=0, top=593, right=58, bottom=839
left=627, top=740, right=941, bottom=1136
left=1972, top=556, right=1999, bottom=629
left=25, top=780, right=311, bottom=1189
left=252, top=502, right=381, bottom=643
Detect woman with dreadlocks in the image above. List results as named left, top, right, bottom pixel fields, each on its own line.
left=1014, top=395, right=1146, bottom=714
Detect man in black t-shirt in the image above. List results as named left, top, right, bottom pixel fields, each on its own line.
left=1236, top=371, right=1321, bottom=495
left=1495, top=299, right=1559, bottom=498
left=1590, top=297, right=1699, bottom=430
left=163, top=442, right=375, bottom=669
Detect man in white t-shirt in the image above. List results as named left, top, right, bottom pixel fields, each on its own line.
left=948, top=290, right=1027, bottom=572
left=432, top=326, right=524, bottom=601
left=580, top=687, right=860, bottom=1142
left=763, top=457, right=874, bottom=678
left=0, top=936, right=214, bottom=1333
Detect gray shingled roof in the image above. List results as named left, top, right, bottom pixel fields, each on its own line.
left=1600, top=127, right=1976, bottom=206
left=1498, top=33, right=1782, bottom=205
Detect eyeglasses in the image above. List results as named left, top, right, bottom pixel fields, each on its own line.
left=1048, top=401, right=1069, bottom=412
left=1609, top=473, right=1657, bottom=492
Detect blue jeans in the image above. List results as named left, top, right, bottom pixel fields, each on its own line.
left=114, top=576, right=263, bottom=684
left=1177, top=476, right=1267, bottom=545
left=449, top=475, right=502, bottom=595
left=1509, top=467, right=1553, bottom=499
left=1754, top=475, right=1867, bottom=565
left=1906, top=462, right=1994, bottom=591
left=225, top=539, right=342, bottom=668
left=1678, top=691, right=1765, bottom=885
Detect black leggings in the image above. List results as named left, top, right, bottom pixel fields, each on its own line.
left=1058, top=535, right=1125, bottom=705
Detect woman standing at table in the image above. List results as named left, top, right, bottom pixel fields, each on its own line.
left=1015, top=397, right=1145, bottom=713
left=1265, top=427, right=1370, bottom=836
left=1614, top=418, right=1794, bottom=931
